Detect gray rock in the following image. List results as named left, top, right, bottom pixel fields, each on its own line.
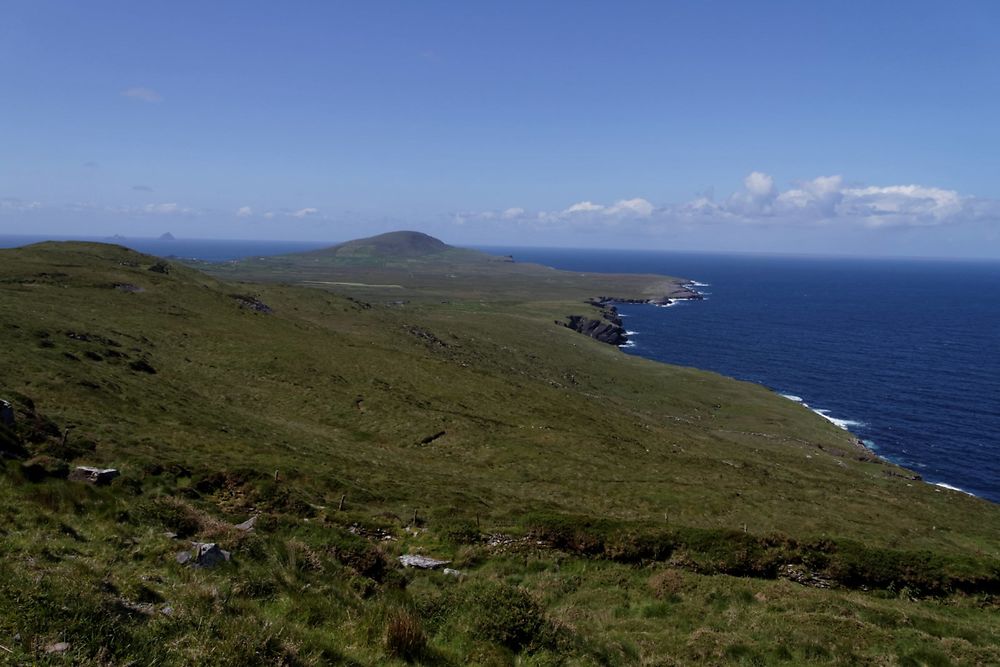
left=398, top=554, right=450, bottom=569
left=442, top=567, right=462, bottom=577
left=44, top=642, right=70, bottom=654
left=176, top=542, right=231, bottom=568
left=69, top=466, right=120, bottom=485
left=234, top=515, right=257, bottom=532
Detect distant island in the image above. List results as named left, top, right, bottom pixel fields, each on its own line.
left=158, top=232, right=175, bottom=241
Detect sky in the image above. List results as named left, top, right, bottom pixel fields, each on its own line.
left=2, top=1, right=1000, bottom=257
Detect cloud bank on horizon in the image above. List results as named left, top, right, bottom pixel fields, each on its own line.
left=3, top=171, right=999, bottom=257
left=457, top=172, right=995, bottom=232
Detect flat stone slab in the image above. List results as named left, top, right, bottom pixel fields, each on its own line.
left=69, top=466, right=120, bottom=485
left=234, top=515, right=257, bottom=532
left=398, top=554, right=451, bottom=569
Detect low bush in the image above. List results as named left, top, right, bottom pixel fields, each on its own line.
left=522, top=511, right=1000, bottom=596
left=384, top=607, right=427, bottom=661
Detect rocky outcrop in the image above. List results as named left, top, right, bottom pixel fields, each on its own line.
left=564, top=314, right=628, bottom=346
left=398, top=554, right=450, bottom=569
left=562, top=302, right=629, bottom=346
left=231, top=294, right=273, bottom=314
left=563, top=284, right=706, bottom=346
left=69, top=466, right=120, bottom=485
left=176, top=542, right=231, bottom=568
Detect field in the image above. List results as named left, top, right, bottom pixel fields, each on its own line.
left=1, top=235, right=998, bottom=665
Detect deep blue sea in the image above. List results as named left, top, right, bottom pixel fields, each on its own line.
left=483, top=246, right=1000, bottom=504
left=3, top=235, right=998, bottom=502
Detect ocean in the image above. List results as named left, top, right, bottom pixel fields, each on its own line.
left=3, top=235, right=998, bottom=502
left=484, top=246, right=1000, bottom=503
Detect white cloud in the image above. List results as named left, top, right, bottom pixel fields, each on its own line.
left=837, top=184, right=963, bottom=227
left=121, top=86, right=163, bottom=103
left=564, top=201, right=605, bottom=214
left=606, top=198, right=654, bottom=217
left=236, top=206, right=253, bottom=217
left=456, top=172, right=998, bottom=232
left=291, top=207, right=319, bottom=218
left=745, top=171, right=775, bottom=197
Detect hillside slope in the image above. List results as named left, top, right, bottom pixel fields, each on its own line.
left=1, top=241, right=998, bottom=665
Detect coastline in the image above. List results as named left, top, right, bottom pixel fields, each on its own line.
left=609, top=287, right=986, bottom=501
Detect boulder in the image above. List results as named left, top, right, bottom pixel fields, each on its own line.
left=176, top=542, right=231, bottom=568
left=69, top=466, right=120, bottom=485
left=398, top=554, right=450, bottom=569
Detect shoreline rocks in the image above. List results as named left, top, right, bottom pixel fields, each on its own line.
left=563, top=313, right=629, bottom=346
left=563, top=284, right=704, bottom=347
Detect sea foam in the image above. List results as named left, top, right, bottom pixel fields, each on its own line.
left=779, top=394, right=863, bottom=430
left=932, top=482, right=977, bottom=497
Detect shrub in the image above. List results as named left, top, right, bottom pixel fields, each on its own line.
left=327, top=531, right=389, bottom=582
left=21, top=455, right=69, bottom=482
left=384, top=608, right=426, bottom=661
left=648, top=568, right=686, bottom=599
left=461, top=580, right=548, bottom=651
left=441, top=519, right=481, bottom=545
left=133, top=496, right=206, bottom=537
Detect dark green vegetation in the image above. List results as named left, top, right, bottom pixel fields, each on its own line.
left=1, top=236, right=998, bottom=665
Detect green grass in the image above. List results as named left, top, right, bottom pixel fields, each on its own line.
left=0, top=239, right=998, bottom=665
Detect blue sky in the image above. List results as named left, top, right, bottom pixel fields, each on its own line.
left=2, top=1, right=1000, bottom=257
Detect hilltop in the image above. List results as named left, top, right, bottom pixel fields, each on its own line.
left=312, top=230, right=457, bottom=258
left=0, top=239, right=998, bottom=665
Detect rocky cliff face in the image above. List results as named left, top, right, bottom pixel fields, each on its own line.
left=563, top=304, right=628, bottom=346
left=563, top=287, right=705, bottom=347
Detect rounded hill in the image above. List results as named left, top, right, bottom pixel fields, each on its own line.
left=317, top=231, right=452, bottom=258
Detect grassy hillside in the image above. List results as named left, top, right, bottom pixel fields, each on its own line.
left=1, top=240, right=998, bottom=665
left=203, top=231, right=698, bottom=304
